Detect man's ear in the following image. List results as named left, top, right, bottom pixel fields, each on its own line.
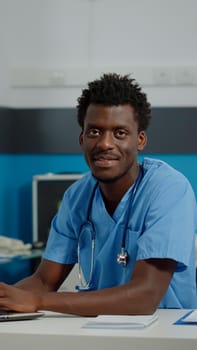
left=137, top=131, right=147, bottom=151
left=79, top=132, right=83, bottom=146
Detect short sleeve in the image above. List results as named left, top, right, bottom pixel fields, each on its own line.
left=43, top=191, right=78, bottom=264
left=136, top=175, right=196, bottom=268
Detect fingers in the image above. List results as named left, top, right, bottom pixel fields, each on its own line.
left=0, top=283, right=22, bottom=311
left=0, top=282, right=9, bottom=297
left=0, top=283, right=12, bottom=309
left=0, top=282, right=38, bottom=313
left=0, top=282, right=16, bottom=296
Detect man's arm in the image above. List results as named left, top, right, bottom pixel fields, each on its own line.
left=0, top=258, right=176, bottom=315
left=15, top=259, right=74, bottom=292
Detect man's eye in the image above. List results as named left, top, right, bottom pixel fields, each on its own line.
left=115, top=130, right=127, bottom=138
left=87, top=129, right=100, bottom=137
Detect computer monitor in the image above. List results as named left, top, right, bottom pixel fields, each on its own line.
left=32, top=173, right=82, bottom=244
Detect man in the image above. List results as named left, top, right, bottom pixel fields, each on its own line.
left=0, top=73, right=196, bottom=315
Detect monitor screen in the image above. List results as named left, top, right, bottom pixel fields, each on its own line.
left=32, top=173, right=82, bottom=244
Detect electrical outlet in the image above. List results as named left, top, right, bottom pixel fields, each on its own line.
left=49, top=71, right=66, bottom=87
left=152, top=67, right=174, bottom=86
left=175, top=67, right=196, bottom=86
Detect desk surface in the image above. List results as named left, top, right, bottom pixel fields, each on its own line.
left=0, top=309, right=197, bottom=350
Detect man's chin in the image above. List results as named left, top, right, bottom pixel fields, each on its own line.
left=92, top=173, right=120, bottom=184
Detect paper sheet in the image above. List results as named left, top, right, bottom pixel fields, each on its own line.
left=174, top=309, right=197, bottom=325
left=82, top=312, right=158, bottom=329
left=181, top=310, right=197, bottom=323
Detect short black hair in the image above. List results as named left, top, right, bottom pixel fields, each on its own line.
left=77, top=73, right=151, bottom=132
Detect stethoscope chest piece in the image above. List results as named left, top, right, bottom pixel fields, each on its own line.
left=117, top=247, right=128, bottom=266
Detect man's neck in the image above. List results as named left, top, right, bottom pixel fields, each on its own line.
left=99, top=164, right=140, bottom=215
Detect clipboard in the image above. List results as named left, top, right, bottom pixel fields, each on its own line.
left=174, top=310, right=197, bottom=325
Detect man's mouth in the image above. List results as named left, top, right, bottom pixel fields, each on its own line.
left=92, top=154, right=119, bottom=167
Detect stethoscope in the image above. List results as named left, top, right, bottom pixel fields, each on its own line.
left=76, top=166, right=144, bottom=291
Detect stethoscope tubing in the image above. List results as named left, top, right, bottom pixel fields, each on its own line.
left=76, top=165, right=144, bottom=291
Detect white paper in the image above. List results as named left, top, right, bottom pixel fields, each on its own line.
left=83, top=312, right=158, bottom=329
left=182, top=310, right=197, bottom=323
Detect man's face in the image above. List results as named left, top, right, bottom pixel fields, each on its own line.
left=80, top=104, right=146, bottom=184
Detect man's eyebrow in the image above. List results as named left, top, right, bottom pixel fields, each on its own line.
left=85, top=123, right=100, bottom=129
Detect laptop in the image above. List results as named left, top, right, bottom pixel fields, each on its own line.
left=0, top=309, right=44, bottom=322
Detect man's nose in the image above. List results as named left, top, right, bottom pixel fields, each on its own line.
left=96, top=132, right=114, bottom=149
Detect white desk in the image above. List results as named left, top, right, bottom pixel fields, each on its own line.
left=0, top=309, right=197, bottom=350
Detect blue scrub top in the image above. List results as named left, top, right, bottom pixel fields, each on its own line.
left=44, top=158, right=197, bottom=309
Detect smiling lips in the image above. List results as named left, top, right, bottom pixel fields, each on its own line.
left=93, top=154, right=119, bottom=168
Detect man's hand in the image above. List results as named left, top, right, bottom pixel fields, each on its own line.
left=0, top=282, right=40, bottom=312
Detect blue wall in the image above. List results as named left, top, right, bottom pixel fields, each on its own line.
left=0, top=153, right=196, bottom=243
left=0, top=154, right=89, bottom=243
left=0, top=153, right=196, bottom=283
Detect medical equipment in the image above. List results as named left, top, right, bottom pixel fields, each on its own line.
left=76, top=166, right=143, bottom=291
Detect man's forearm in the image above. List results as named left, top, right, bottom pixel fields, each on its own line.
left=38, top=283, right=156, bottom=316
left=15, top=273, right=49, bottom=292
